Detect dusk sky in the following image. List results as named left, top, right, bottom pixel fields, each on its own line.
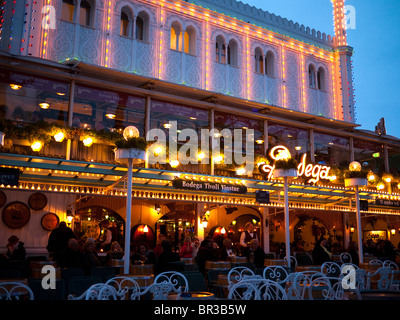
left=243, top=0, right=400, bottom=139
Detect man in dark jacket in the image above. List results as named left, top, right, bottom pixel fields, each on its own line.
left=312, top=238, right=332, bottom=265
left=46, top=221, right=76, bottom=262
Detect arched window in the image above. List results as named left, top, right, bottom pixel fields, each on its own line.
left=62, top=0, right=75, bottom=22
left=120, top=6, right=133, bottom=38
left=255, top=47, right=263, bottom=73
left=136, top=11, right=149, bottom=42
left=309, top=64, right=316, bottom=88
left=227, top=39, right=238, bottom=67
left=215, top=35, right=225, bottom=63
left=79, top=0, right=93, bottom=27
left=170, top=21, right=182, bottom=51
left=184, top=26, right=196, bottom=55
left=265, top=51, right=275, bottom=77
left=317, top=67, right=326, bottom=91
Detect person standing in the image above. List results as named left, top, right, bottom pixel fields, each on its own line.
left=46, top=221, right=76, bottom=262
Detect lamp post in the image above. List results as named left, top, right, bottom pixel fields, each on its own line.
left=115, top=126, right=147, bottom=274
left=345, top=161, right=368, bottom=265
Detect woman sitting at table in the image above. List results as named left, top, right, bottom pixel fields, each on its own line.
left=218, top=238, right=235, bottom=261
left=131, top=244, right=156, bottom=265
left=179, top=236, right=194, bottom=258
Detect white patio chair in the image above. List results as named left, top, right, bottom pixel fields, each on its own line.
left=262, top=266, right=290, bottom=284
left=68, top=283, right=119, bottom=300
left=153, top=271, right=189, bottom=294
left=340, top=252, right=352, bottom=264
left=383, top=260, right=399, bottom=270
left=286, top=271, right=327, bottom=300
left=0, top=282, right=34, bottom=300
left=307, top=276, right=361, bottom=300
left=367, top=267, right=392, bottom=291
left=368, top=259, right=383, bottom=266
left=321, top=261, right=341, bottom=277
left=105, top=276, right=141, bottom=300
left=227, top=266, right=257, bottom=288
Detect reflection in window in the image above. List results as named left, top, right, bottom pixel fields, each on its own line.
left=314, top=131, right=350, bottom=167
left=1, top=72, right=69, bottom=126
left=73, top=85, right=146, bottom=136
left=267, top=122, right=309, bottom=162
left=354, top=139, right=384, bottom=173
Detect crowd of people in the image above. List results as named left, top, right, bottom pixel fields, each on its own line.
left=2, top=219, right=400, bottom=278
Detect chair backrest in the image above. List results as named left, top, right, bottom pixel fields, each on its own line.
left=383, top=260, right=399, bottom=270
left=257, top=279, right=288, bottom=300
left=141, top=282, right=176, bottom=300
left=284, top=255, right=298, bottom=267
left=367, top=267, right=393, bottom=291
left=369, top=259, right=383, bottom=266
left=286, top=271, right=327, bottom=300
left=68, top=283, right=119, bottom=300
left=154, top=271, right=189, bottom=293
left=105, top=276, right=141, bottom=300
left=227, top=281, right=258, bottom=300
left=227, top=266, right=255, bottom=287
left=340, top=252, right=352, bottom=264
left=262, top=266, right=290, bottom=283
left=0, top=282, right=34, bottom=300
left=321, top=262, right=341, bottom=277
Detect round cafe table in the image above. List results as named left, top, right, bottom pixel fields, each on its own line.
left=264, top=259, right=287, bottom=267
left=205, top=261, right=231, bottom=270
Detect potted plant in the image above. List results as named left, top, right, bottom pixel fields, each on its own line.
left=344, top=163, right=368, bottom=187
left=273, top=158, right=298, bottom=178
left=114, top=126, right=148, bottom=164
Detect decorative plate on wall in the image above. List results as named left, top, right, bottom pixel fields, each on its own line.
left=2, top=201, right=30, bottom=229
left=28, top=192, right=47, bottom=210
left=41, top=212, right=60, bottom=231
left=0, top=190, right=6, bottom=208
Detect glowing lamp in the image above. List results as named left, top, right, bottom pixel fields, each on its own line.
left=377, top=182, right=385, bottom=190
left=214, top=155, right=223, bottom=163
left=10, top=84, right=22, bottom=90
left=236, top=167, right=246, bottom=175
left=391, top=228, right=396, bottom=235
left=106, top=113, right=116, bottom=119
left=31, top=141, right=43, bottom=152
left=202, top=217, right=208, bottom=229
left=123, top=126, right=140, bottom=140
left=39, top=102, right=50, bottom=109
left=197, top=152, right=205, bottom=160
left=170, top=160, right=180, bottom=168
left=368, top=172, right=375, bottom=181
left=54, top=131, right=65, bottom=142
left=349, top=161, right=362, bottom=172
left=255, top=139, right=264, bottom=145
left=143, top=225, right=149, bottom=233
left=350, top=225, right=355, bottom=233
left=82, top=137, right=93, bottom=147
left=231, top=220, right=237, bottom=226
left=221, top=227, right=226, bottom=234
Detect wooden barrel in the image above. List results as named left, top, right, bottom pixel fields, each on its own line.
left=205, top=261, right=231, bottom=270
left=29, top=260, right=57, bottom=269
left=264, top=259, right=287, bottom=266
left=181, top=258, right=195, bottom=265
left=121, top=274, right=154, bottom=288
left=31, top=267, right=61, bottom=279
left=130, top=264, right=154, bottom=275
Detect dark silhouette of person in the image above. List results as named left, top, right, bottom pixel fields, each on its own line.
left=46, top=221, right=76, bottom=262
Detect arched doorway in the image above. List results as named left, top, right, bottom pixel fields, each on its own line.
left=155, top=202, right=195, bottom=250
left=74, top=206, right=125, bottom=248
left=131, top=224, right=155, bottom=251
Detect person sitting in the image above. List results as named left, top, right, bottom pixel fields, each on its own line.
left=58, top=238, right=84, bottom=268
left=179, top=236, right=193, bottom=258
left=106, top=241, right=124, bottom=262
left=195, top=237, right=217, bottom=275
left=131, top=244, right=156, bottom=265
left=6, top=235, right=26, bottom=261
left=155, top=240, right=180, bottom=274
left=312, top=237, right=332, bottom=265
left=248, top=239, right=266, bottom=269
left=82, top=238, right=102, bottom=275
left=218, top=238, right=235, bottom=261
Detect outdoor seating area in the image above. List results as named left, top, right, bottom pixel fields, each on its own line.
left=1, top=255, right=400, bottom=300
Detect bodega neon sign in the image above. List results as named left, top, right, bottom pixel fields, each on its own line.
left=259, top=146, right=332, bottom=184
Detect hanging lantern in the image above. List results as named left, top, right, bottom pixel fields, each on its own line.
left=349, top=161, right=362, bottom=172
left=31, top=141, right=43, bottom=152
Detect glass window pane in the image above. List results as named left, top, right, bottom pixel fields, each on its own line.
left=74, top=85, right=146, bottom=136
left=1, top=72, right=70, bottom=125
left=354, top=139, right=384, bottom=173
left=267, top=122, right=309, bottom=162
left=314, top=131, right=350, bottom=166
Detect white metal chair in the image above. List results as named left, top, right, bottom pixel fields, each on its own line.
left=153, top=271, right=189, bottom=293
left=383, top=260, right=399, bottom=270
left=140, top=282, right=176, bottom=300
left=227, top=266, right=257, bottom=288
left=340, top=252, right=352, bottom=264
left=262, top=266, right=290, bottom=284
left=286, top=271, right=327, bottom=300
left=368, top=259, right=383, bottom=266
left=321, top=261, right=341, bottom=277
left=68, top=283, right=119, bottom=300
left=227, top=279, right=288, bottom=300
left=284, top=255, right=298, bottom=267
left=0, top=282, right=34, bottom=300
left=307, top=276, right=361, bottom=300
left=105, top=276, right=141, bottom=300
left=367, top=267, right=393, bottom=291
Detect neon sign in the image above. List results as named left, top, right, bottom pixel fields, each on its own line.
left=259, top=146, right=332, bottom=184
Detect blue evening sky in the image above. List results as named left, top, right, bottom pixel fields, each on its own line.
left=242, top=0, right=400, bottom=139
